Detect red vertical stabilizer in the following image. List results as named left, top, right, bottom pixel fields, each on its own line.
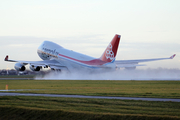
left=100, top=34, right=121, bottom=62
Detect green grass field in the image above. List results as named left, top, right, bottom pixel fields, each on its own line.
left=0, top=96, right=180, bottom=120
left=0, top=80, right=180, bottom=119
left=0, top=80, right=180, bottom=98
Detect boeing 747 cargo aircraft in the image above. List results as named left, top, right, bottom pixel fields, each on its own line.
left=4, top=34, right=176, bottom=72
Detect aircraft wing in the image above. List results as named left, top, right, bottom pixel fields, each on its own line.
left=115, top=54, right=176, bottom=68
left=4, top=55, right=65, bottom=69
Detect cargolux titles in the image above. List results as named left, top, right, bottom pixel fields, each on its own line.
left=43, top=48, right=59, bottom=56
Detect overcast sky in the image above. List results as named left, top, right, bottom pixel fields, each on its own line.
left=0, top=0, right=179, bottom=70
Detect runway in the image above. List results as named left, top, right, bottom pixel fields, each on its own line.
left=0, top=92, right=180, bottom=102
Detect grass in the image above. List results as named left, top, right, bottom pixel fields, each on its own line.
left=0, top=80, right=180, bottom=98
left=0, top=96, right=180, bottom=120
left=0, top=80, right=180, bottom=119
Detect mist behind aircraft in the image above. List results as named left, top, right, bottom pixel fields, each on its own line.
left=36, top=68, right=180, bottom=80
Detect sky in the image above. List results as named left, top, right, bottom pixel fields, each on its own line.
left=0, top=0, right=180, bottom=70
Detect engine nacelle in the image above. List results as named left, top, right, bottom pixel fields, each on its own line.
left=29, top=65, right=41, bottom=71
left=14, top=63, right=26, bottom=71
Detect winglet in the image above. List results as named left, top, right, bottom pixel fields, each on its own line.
left=170, top=54, right=176, bottom=59
left=4, top=55, right=8, bottom=61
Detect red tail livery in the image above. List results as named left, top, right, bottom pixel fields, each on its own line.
left=100, top=34, right=121, bottom=62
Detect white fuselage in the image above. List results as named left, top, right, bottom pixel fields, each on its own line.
left=37, top=41, right=116, bottom=71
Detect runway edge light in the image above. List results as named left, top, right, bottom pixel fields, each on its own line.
left=5, top=85, right=8, bottom=90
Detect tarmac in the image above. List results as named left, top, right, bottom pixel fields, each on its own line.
left=0, top=92, right=180, bottom=102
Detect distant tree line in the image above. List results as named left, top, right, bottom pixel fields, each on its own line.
left=0, top=69, right=51, bottom=76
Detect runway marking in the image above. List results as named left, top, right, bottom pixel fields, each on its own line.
left=0, top=92, right=180, bottom=102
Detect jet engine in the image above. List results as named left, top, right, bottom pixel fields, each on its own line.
left=14, top=63, right=26, bottom=71
left=29, top=65, right=41, bottom=71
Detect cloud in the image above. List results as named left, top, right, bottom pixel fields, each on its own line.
left=7, top=44, right=35, bottom=48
